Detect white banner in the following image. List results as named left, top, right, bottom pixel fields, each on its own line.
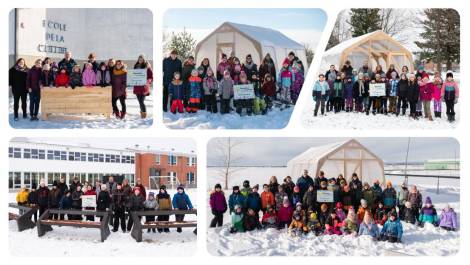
left=126, top=69, right=147, bottom=86
left=369, top=83, right=386, bottom=97
left=233, top=84, right=255, bottom=100
left=317, top=190, right=334, bottom=203
left=81, top=195, right=97, bottom=208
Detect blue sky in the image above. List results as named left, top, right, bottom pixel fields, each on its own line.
left=164, top=9, right=327, bottom=30
left=207, top=138, right=459, bottom=166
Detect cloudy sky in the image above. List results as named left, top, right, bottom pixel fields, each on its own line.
left=163, top=9, right=327, bottom=54
left=207, top=138, right=459, bottom=166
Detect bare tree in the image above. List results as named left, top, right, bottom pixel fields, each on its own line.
left=213, top=138, right=244, bottom=190
left=303, top=43, right=314, bottom=65
left=327, top=10, right=351, bottom=49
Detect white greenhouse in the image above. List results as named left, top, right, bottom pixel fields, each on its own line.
left=321, top=30, right=414, bottom=73
left=287, top=139, right=384, bottom=184
left=195, top=22, right=307, bottom=71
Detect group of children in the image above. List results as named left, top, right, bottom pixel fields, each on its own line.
left=167, top=52, right=305, bottom=116
left=15, top=177, right=194, bottom=234
left=313, top=63, right=459, bottom=122
left=209, top=172, right=458, bottom=243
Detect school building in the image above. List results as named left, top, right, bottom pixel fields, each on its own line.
left=9, top=8, right=153, bottom=67
left=8, top=138, right=197, bottom=191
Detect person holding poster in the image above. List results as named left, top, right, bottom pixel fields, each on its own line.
left=233, top=72, right=254, bottom=116
left=133, top=55, right=153, bottom=119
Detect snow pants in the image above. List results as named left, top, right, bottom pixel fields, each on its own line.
left=204, top=94, right=218, bottom=113
left=220, top=98, right=231, bottom=114
left=170, top=99, right=184, bottom=113
left=210, top=210, right=224, bottom=227
left=423, top=100, right=432, bottom=118
left=314, top=95, right=327, bottom=116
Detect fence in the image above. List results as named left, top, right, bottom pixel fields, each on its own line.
left=384, top=173, right=460, bottom=194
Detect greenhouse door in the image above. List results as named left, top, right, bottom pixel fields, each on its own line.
left=217, top=43, right=234, bottom=64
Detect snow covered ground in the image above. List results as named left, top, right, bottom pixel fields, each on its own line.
left=163, top=107, right=293, bottom=129
left=8, top=189, right=196, bottom=257
left=206, top=167, right=460, bottom=256
left=8, top=88, right=153, bottom=129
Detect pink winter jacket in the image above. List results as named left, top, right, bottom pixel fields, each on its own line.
left=420, top=82, right=435, bottom=101
left=441, top=81, right=460, bottom=98
left=277, top=205, right=293, bottom=222
left=82, top=66, right=96, bottom=86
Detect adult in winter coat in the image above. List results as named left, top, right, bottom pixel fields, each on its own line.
left=362, top=183, right=376, bottom=212
left=163, top=50, right=182, bottom=112
left=296, top=170, right=314, bottom=200
left=283, top=176, right=296, bottom=201
left=28, top=184, right=39, bottom=222
left=58, top=51, right=77, bottom=74
left=261, top=184, right=275, bottom=214
left=71, top=185, right=84, bottom=220
left=268, top=176, right=280, bottom=195
left=303, top=185, right=317, bottom=212
left=97, top=184, right=111, bottom=211
left=59, top=191, right=73, bottom=220
left=349, top=173, right=363, bottom=209
left=209, top=183, right=227, bottom=227
left=371, top=180, right=383, bottom=204
left=382, top=181, right=397, bottom=213
left=157, top=185, right=172, bottom=232
left=144, top=192, right=158, bottom=233
left=48, top=183, right=61, bottom=220
left=9, top=58, right=29, bottom=120
left=439, top=204, right=458, bottom=231
left=325, top=65, right=339, bottom=81
left=242, top=54, right=258, bottom=83
left=182, top=57, right=196, bottom=107
left=258, top=53, right=276, bottom=84
left=407, top=185, right=422, bottom=223
left=133, top=55, right=153, bottom=118
left=37, top=180, right=50, bottom=218
left=407, top=75, right=420, bottom=119
left=313, top=74, right=330, bottom=116
left=341, top=61, right=354, bottom=77
left=244, top=208, right=262, bottom=231
left=172, top=186, right=194, bottom=232
left=358, top=211, right=379, bottom=239
left=246, top=185, right=262, bottom=216
left=126, top=188, right=145, bottom=231
left=228, top=186, right=246, bottom=213
left=112, top=183, right=127, bottom=232
left=26, top=59, right=43, bottom=121
left=314, top=171, right=328, bottom=190
left=418, top=197, right=439, bottom=226
left=441, top=72, right=459, bottom=122
left=110, top=60, right=128, bottom=119
left=396, top=73, right=409, bottom=116
left=397, top=183, right=409, bottom=220
left=379, top=211, right=403, bottom=243
left=261, top=74, right=276, bottom=111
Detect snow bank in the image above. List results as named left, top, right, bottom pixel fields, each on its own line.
left=9, top=88, right=153, bottom=129
left=163, top=107, right=293, bottom=129
left=8, top=189, right=196, bottom=257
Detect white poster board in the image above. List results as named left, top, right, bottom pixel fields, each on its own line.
left=81, top=195, right=97, bottom=208
left=126, top=69, right=147, bottom=86
left=233, top=84, right=255, bottom=100
left=317, top=190, right=334, bottom=203
left=369, top=83, right=386, bottom=97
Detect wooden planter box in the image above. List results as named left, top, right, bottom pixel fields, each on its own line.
left=41, top=86, right=112, bottom=120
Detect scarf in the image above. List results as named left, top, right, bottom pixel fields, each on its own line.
left=359, top=80, right=365, bottom=96
left=113, top=68, right=127, bottom=76
left=15, top=64, right=28, bottom=72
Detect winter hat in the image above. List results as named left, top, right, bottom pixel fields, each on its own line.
left=446, top=72, right=454, bottom=79
left=148, top=192, right=155, bottom=198
left=425, top=196, right=432, bottom=205
left=53, top=180, right=58, bottom=187
left=282, top=196, right=290, bottom=205
left=233, top=185, right=240, bottom=191
left=243, top=180, right=250, bottom=188
left=309, top=211, right=318, bottom=221
left=329, top=178, right=336, bottom=184
left=336, top=202, right=343, bottom=209
left=177, top=185, right=184, bottom=191
left=252, top=184, right=259, bottom=190
left=160, top=185, right=167, bottom=190
left=215, top=183, right=222, bottom=190
left=134, top=187, right=141, bottom=193
left=293, top=185, right=300, bottom=193
left=282, top=58, right=290, bottom=66
left=321, top=204, right=328, bottom=212
left=296, top=202, right=302, bottom=208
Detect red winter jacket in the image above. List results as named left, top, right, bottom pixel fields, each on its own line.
left=55, top=73, right=70, bottom=87
left=133, top=67, right=153, bottom=96
left=261, top=80, right=276, bottom=97
left=277, top=205, right=293, bottom=222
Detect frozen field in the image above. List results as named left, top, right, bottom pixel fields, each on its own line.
left=163, top=107, right=293, bottom=129
left=9, top=88, right=153, bottom=129
left=8, top=189, right=196, bottom=257
left=206, top=167, right=460, bottom=256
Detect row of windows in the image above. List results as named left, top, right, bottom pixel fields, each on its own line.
left=156, top=155, right=197, bottom=166
left=8, top=171, right=135, bottom=189
left=9, top=147, right=135, bottom=164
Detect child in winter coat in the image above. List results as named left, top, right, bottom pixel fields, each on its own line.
left=441, top=72, right=459, bottom=122
left=230, top=204, right=245, bottom=233
left=16, top=187, right=29, bottom=205
left=379, top=211, right=403, bottom=243
left=218, top=70, right=234, bottom=114
left=262, top=205, right=278, bottom=229
left=41, top=64, right=55, bottom=87
left=277, top=197, right=294, bottom=229
left=388, top=71, right=399, bottom=114
left=69, top=65, right=83, bottom=89
left=439, top=204, right=458, bottom=231
left=341, top=185, right=353, bottom=210
left=241, top=180, right=252, bottom=197
left=228, top=186, right=246, bottom=214
left=55, top=67, right=70, bottom=87
left=324, top=211, right=342, bottom=235
left=246, top=185, right=262, bottom=217
left=382, top=181, right=397, bottom=213
left=244, top=208, right=262, bottom=231
left=157, top=185, right=172, bottom=233
left=261, top=184, right=275, bottom=214
left=312, top=74, right=330, bottom=116
left=186, top=69, right=202, bottom=113
left=277, top=58, right=294, bottom=109
left=343, top=77, right=354, bottom=112
left=403, top=201, right=417, bottom=224
left=335, top=202, right=346, bottom=222
left=420, top=76, right=435, bottom=121
left=210, top=183, right=227, bottom=228
left=432, top=73, right=443, bottom=118
left=275, top=185, right=288, bottom=211
left=96, top=62, right=111, bottom=87
left=169, top=71, right=185, bottom=114
left=172, top=186, right=193, bottom=232
left=318, top=203, right=330, bottom=228
left=289, top=211, right=308, bottom=236
left=307, top=210, right=322, bottom=235
left=375, top=202, right=388, bottom=225
left=261, top=73, right=276, bottom=113
left=358, top=211, right=379, bottom=239
left=234, top=72, right=253, bottom=116
left=396, top=73, right=409, bottom=116
left=418, top=196, right=439, bottom=227
left=292, top=186, right=302, bottom=206
left=342, top=208, right=358, bottom=235
left=144, top=192, right=158, bottom=233
left=202, top=67, right=218, bottom=113
left=357, top=199, right=371, bottom=224
left=290, top=62, right=304, bottom=104
left=82, top=62, right=96, bottom=86
left=331, top=75, right=344, bottom=113
left=407, top=75, right=420, bottom=119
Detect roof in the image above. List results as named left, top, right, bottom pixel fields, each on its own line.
left=223, top=22, right=304, bottom=49
left=288, top=140, right=348, bottom=164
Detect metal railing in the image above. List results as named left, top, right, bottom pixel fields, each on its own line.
left=384, top=173, right=460, bottom=194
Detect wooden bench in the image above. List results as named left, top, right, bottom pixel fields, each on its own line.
left=41, top=86, right=112, bottom=120
left=37, top=209, right=111, bottom=242
left=8, top=203, right=37, bottom=232
left=130, top=209, right=197, bottom=242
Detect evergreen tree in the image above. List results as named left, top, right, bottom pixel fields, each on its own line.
left=415, top=9, right=460, bottom=71
left=165, top=29, right=196, bottom=60
left=348, top=9, right=381, bottom=37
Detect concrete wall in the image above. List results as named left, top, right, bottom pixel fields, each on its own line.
left=9, top=8, right=153, bottom=67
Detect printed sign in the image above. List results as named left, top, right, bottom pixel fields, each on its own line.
left=369, top=83, right=386, bottom=97
left=126, top=69, right=147, bottom=86
left=317, top=190, right=334, bottom=203
left=233, top=84, right=255, bottom=100
left=81, top=195, right=97, bottom=208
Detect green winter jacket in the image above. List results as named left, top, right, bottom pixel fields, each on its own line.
left=231, top=212, right=245, bottom=232
left=240, top=187, right=251, bottom=198
left=362, top=189, right=376, bottom=208
left=343, top=219, right=358, bottom=233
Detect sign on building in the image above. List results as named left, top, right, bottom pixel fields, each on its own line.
left=233, top=84, right=255, bottom=100
left=126, top=69, right=148, bottom=86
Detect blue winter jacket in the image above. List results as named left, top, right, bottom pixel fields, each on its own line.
left=228, top=192, right=246, bottom=212
left=169, top=81, right=185, bottom=100
left=172, top=192, right=193, bottom=210
left=358, top=222, right=380, bottom=238
left=59, top=195, right=73, bottom=209
left=188, top=78, right=202, bottom=99
left=246, top=192, right=261, bottom=212
left=380, top=219, right=403, bottom=239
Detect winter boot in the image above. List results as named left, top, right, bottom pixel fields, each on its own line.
left=140, top=111, right=147, bottom=119
left=120, top=111, right=126, bottom=120
left=114, top=110, right=121, bottom=119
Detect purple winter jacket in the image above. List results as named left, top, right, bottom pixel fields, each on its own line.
left=210, top=191, right=227, bottom=212
left=439, top=208, right=457, bottom=229
left=26, top=66, right=43, bottom=91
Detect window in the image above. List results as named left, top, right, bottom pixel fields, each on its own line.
left=69, top=152, right=75, bottom=161
left=116, top=155, right=120, bottom=163
left=60, top=151, right=67, bottom=160
left=23, top=148, right=31, bottom=159
left=105, top=154, right=110, bottom=162
left=13, top=148, right=21, bottom=158
left=80, top=152, right=86, bottom=161
left=156, top=155, right=161, bottom=165
left=38, top=149, right=45, bottom=159
left=186, top=172, right=195, bottom=183
left=48, top=150, right=54, bottom=160
left=31, top=149, right=40, bottom=159
left=9, top=172, right=13, bottom=189
left=131, top=156, right=135, bottom=164
left=187, top=157, right=197, bottom=166
left=99, top=154, right=104, bottom=162
left=168, top=155, right=178, bottom=165
left=24, top=172, right=31, bottom=188
left=13, top=172, right=21, bottom=189
left=9, top=147, right=13, bottom=158
left=125, top=174, right=135, bottom=186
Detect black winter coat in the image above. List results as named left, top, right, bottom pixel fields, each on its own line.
left=28, top=190, right=38, bottom=205
left=128, top=194, right=145, bottom=211
left=9, top=67, right=28, bottom=95
left=244, top=214, right=261, bottom=231
left=353, top=80, right=369, bottom=98
left=37, top=186, right=50, bottom=207
left=163, top=57, right=182, bottom=87
left=112, top=189, right=127, bottom=210
left=97, top=191, right=111, bottom=211
left=48, top=188, right=61, bottom=208
left=72, top=190, right=83, bottom=209
left=407, top=82, right=420, bottom=103
left=397, top=79, right=409, bottom=98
